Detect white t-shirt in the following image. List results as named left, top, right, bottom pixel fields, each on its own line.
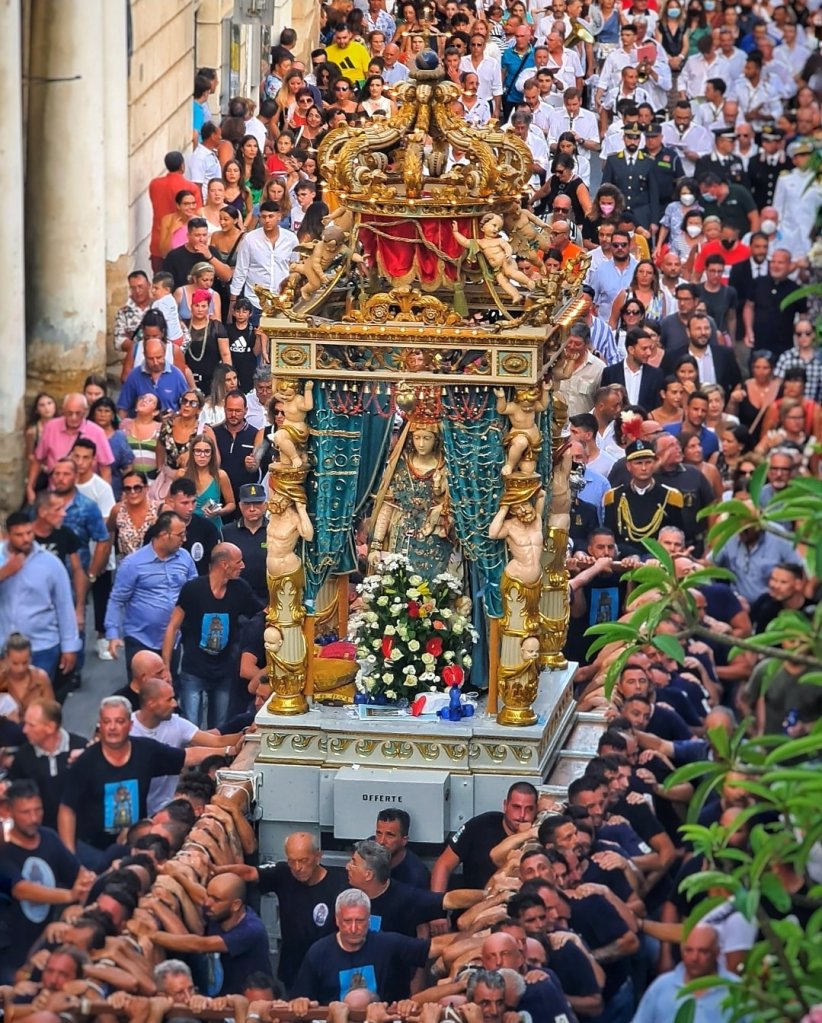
left=130, top=712, right=198, bottom=814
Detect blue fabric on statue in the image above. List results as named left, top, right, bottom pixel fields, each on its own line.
left=303, top=384, right=393, bottom=607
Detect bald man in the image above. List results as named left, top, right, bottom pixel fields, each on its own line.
left=113, top=649, right=171, bottom=711
left=633, top=924, right=731, bottom=1022
left=130, top=678, right=242, bottom=813
left=213, top=830, right=346, bottom=986
left=152, top=873, right=270, bottom=994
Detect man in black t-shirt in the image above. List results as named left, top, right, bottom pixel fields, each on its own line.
left=214, top=830, right=347, bottom=987
left=112, top=649, right=172, bottom=713
left=57, top=696, right=186, bottom=869
left=373, top=808, right=430, bottom=890
left=162, top=218, right=230, bottom=290
left=0, top=780, right=91, bottom=981
left=345, top=841, right=484, bottom=937
left=292, top=888, right=433, bottom=1004
left=31, top=491, right=86, bottom=616
left=162, top=479, right=220, bottom=576
left=750, top=562, right=814, bottom=634
left=432, top=781, right=538, bottom=892
left=162, top=543, right=264, bottom=729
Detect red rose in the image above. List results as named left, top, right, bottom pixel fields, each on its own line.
left=382, top=635, right=393, bottom=658
left=426, top=637, right=444, bottom=657
left=407, top=602, right=420, bottom=618
left=433, top=620, right=446, bottom=631
left=442, top=665, right=464, bottom=687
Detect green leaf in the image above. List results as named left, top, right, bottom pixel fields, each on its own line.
left=761, top=872, right=793, bottom=913
left=682, top=893, right=731, bottom=934
left=651, top=632, right=685, bottom=663
left=667, top=760, right=721, bottom=787
left=764, top=730, right=822, bottom=765
left=748, top=463, right=767, bottom=506
left=673, top=999, right=696, bottom=1023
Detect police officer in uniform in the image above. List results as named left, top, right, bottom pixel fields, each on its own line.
left=645, top=122, right=684, bottom=210
left=695, top=127, right=750, bottom=189
left=603, top=439, right=684, bottom=557
left=748, top=125, right=792, bottom=210
left=601, top=126, right=660, bottom=231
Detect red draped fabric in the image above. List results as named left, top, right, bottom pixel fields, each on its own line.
left=359, top=216, right=471, bottom=291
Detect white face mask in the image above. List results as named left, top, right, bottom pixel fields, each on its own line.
left=680, top=192, right=696, bottom=206
left=761, top=219, right=777, bottom=235
left=686, top=223, right=703, bottom=237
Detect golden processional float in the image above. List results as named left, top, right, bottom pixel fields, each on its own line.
left=252, top=51, right=589, bottom=805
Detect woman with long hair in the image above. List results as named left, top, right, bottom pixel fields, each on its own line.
left=265, top=131, right=296, bottom=175
left=222, top=158, right=253, bottom=223
left=684, top=0, right=710, bottom=53
left=532, top=153, right=592, bottom=221
left=152, top=389, right=215, bottom=501
left=198, top=178, right=227, bottom=232
left=679, top=429, right=724, bottom=499
left=613, top=298, right=646, bottom=361
left=714, top=424, right=751, bottom=497
left=121, top=393, right=162, bottom=479
left=294, top=105, right=326, bottom=149
left=673, top=353, right=701, bottom=395
left=298, top=201, right=330, bottom=244
left=656, top=178, right=701, bottom=257
left=83, top=374, right=108, bottom=409
left=648, top=376, right=685, bottom=426
left=583, top=183, right=625, bottom=248
left=199, top=363, right=239, bottom=430
left=236, top=135, right=267, bottom=205
left=274, top=70, right=308, bottom=131
left=702, top=383, right=738, bottom=432
left=610, top=260, right=666, bottom=328
left=158, top=190, right=200, bottom=257
left=184, top=432, right=235, bottom=533
left=759, top=367, right=821, bottom=439
left=0, top=633, right=54, bottom=718
left=107, top=470, right=161, bottom=559
left=315, top=62, right=343, bottom=106
left=209, top=205, right=245, bottom=314
left=25, top=393, right=57, bottom=473
left=656, top=0, right=689, bottom=77
left=726, top=349, right=779, bottom=446
left=255, top=176, right=293, bottom=230
left=185, top=291, right=230, bottom=396
left=89, top=397, right=133, bottom=500
left=328, top=78, right=359, bottom=115
left=358, top=75, right=396, bottom=117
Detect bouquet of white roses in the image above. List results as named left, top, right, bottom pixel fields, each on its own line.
left=349, top=553, right=479, bottom=703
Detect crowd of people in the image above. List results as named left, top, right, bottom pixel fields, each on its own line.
left=1, top=0, right=821, bottom=1021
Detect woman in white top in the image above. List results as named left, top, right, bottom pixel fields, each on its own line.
left=198, top=178, right=226, bottom=234
left=199, top=363, right=239, bottom=430
left=357, top=76, right=396, bottom=118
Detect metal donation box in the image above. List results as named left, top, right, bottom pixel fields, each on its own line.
left=333, top=767, right=451, bottom=843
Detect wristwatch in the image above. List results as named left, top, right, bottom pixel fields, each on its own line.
left=88, top=573, right=97, bottom=583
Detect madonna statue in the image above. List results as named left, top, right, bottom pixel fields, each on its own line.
left=369, top=421, right=458, bottom=576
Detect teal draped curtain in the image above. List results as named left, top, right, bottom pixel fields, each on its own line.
left=537, top=390, right=554, bottom=527
left=303, top=384, right=394, bottom=609
left=440, top=388, right=506, bottom=618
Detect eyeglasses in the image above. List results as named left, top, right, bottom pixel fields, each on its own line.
left=471, top=41, right=484, bottom=46
left=193, top=448, right=212, bottom=455
left=335, top=85, right=350, bottom=92
left=552, top=207, right=570, bottom=215
left=123, top=484, right=146, bottom=493
left=181, top=398, right=201, bottom=407
left=624, top=308, right=642, bottom=316
left=612, top=241, right=630, bottom=249
left=796, top=329, right=813, bottom=336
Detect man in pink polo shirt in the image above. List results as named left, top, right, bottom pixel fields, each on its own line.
left=27, top=393, right=114, bottom=504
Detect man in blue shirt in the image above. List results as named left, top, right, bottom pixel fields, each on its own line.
left=663, top=391, right=720, bottom=459
left=501, top=25, right=534, bottom=114
left=633, top=924, right=739, bottom=1022
left=118, top=338, right=189, bottom=417
left=0, top=513, right=81, bottom=681
left=104, top=510, right=196, bottom=674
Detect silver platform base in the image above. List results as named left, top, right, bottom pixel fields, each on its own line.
left=253, top=665, right=577, bottom=861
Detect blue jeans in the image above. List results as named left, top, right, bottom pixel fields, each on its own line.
left=32, top=644, right=61, bottom=680
left=178, top=672, right=230, bottom=729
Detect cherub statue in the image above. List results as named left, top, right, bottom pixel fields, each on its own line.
left=291, top=225, right=363, bottom=303
left=503, top=204, right=553, bottom=264
left=494, top=383, right=549, bottom=477
left=497, top=634, right=541, bottom=726
left=271, top=379, right=314, bottom=468
left=451, top=214, right=536, bottom=304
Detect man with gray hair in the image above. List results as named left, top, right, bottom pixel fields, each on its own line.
left=293, top=887, right=447, bottom=1004
left=58, top=695, right=186, bottom=869
left=466, top=969, right=508, bottom=1023
left=344, top=839, right=486, bottom=936
left=557, top=320, right=606, bottom=417
left=245, top=365, right=273, bottom=429
left=154, top=960, right=196, bottom=1002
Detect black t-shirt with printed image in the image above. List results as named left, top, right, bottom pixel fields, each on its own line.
left=177, top=576, right=256, bottom=680
left=60, top=738, right=185, bottom=849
